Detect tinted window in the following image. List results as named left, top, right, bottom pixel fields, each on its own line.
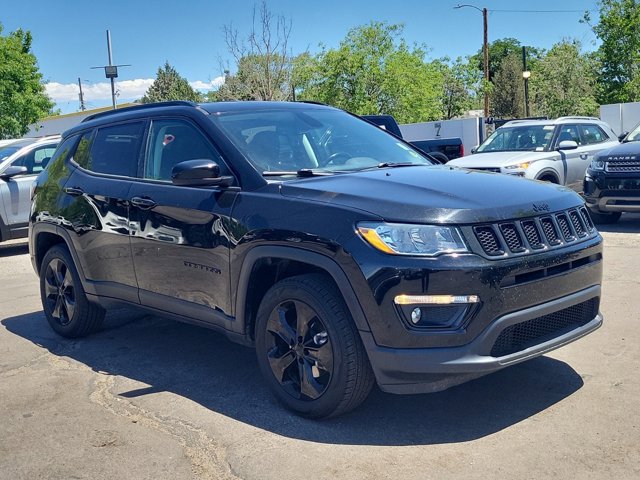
left=10, top=144, right=57, bottom=174
left=144, top=119, right=224, bottom=181
left=85, top=122, right=145, bottom=177
left=579, top=124, right=609, bottom=145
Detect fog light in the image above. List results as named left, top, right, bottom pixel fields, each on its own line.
left=394, top=294, right=480, bottom=305
left=410, top=308, right=422, bottom=324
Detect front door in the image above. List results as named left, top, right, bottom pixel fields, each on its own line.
left=128, top=118, right=238, bottom=325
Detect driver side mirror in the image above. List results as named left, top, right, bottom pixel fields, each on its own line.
left=171, top=159, right=234, bottom=187
left=0, top=165, right=28, bottom=180
left=557, top=140, right=578, bottom=151
left=618, top=131, right=629, bottom=142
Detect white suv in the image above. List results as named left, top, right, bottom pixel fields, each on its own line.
left=449, top=117, right=619, bottom=193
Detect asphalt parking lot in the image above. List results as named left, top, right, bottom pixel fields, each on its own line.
left=1, top=216, right=639, bottom=480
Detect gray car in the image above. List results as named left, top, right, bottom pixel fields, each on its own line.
left=0, top=137, right=60, bottom=242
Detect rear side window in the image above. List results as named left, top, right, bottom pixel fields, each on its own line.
left=579, top=125, right=609, bottom=145
left=83, top=122, right=145, bottom=177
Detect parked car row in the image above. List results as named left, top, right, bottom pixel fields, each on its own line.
left=449, top=116, right=640, bottom=224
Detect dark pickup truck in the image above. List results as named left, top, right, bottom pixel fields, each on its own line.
left=362, top=114, right=464, bottom=162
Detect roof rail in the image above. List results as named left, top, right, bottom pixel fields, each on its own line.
left=556, top=116, right=600, bottom=121
left=82, top=101, right=198, bottom=123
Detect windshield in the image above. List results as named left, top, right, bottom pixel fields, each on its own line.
left=625, top=123, right=640, bottom=142
left=476, top=124, right=555, bottom=153
left=209, top=108, right=434, bottom=175
left=0, top=145, right=21, bottom=162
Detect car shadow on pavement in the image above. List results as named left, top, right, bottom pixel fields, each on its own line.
left=2, top=309, right=584, bottom=446
left=0, top=241, right=28, bottom=257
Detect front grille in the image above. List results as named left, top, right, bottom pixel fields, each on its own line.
left=604, top=178, right=640, bottom=190
left=470, top=167, right=501, bottom=173
left=606, top=161, right=640, bottom=173
left=472, top=207, right=596, bottom=257
left=474, top=226, right=504, bottom=256
left=490, top=298, right=599, bottom=357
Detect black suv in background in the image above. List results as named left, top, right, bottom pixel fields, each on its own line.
left=30, top=101, right=603, bottom=418
left=584, top=123, right=640, bottom=223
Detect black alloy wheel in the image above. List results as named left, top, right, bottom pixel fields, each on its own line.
left=265, top=299, right=334, bottom=401
left=43, top=257, right=76, bottom=326
left=255, top=274, right=374, bottom=418
left=40, top=245, right=104, bottom=338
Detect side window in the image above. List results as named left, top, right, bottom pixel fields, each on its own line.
left=84, top=122, right=145, bottom=177
left=144, top=119, right=226, bottom=181
left=46, top=135, right=80, bottom=169
left=579, top=125, right=608, bottom=145
left=72, top=131, right=94, bottom=168
left=557, top=125, right=581, bottom=145
left=10, top=145, right=57, bottom=175
left=32, top=146, right=57, bottom=173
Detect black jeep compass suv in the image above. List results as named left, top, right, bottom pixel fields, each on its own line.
left=30, top=101, right=603, bottom=418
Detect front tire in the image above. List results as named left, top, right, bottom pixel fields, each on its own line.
left=255, top=274, right=374, bottom=418
left=40, top=245, right=105, bottom=338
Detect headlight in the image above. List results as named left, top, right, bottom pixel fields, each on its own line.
left=357, top=222, right=468, bottom=256
left=504, top=162, right=531, bottom=170
left=590, top=157, right=605, bottom=171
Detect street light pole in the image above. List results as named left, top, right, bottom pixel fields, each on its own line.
left=455, top=4, right=490, bottom=120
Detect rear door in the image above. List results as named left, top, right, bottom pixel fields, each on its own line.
left=61, top=122, right=145, bottom=303
left=128, top=117, right=239, bottom=325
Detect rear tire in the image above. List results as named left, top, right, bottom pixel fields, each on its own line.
left=255, top=274, right=375, bottom=418
left=588, top=210, right=621, bottom=224
left=40, top=245, right=105, bottom=338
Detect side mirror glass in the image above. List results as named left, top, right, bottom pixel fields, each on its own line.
left=171, top=159, right=234, bottom=187
left=0, top=165, right=28, bottom=180
left=557, top=140, right=578, bottom=151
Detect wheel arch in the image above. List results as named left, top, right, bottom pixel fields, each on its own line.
left=235, top=246, right=371, bottom=343
left=534, top=167, right=561, bottom=184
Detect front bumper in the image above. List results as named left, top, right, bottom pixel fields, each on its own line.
left=362, top=285, right=602, bottom=394
left=584, top=171, right=640, bottom=212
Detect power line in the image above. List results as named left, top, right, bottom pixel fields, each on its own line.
left=491, top=9, right=596, bottom=13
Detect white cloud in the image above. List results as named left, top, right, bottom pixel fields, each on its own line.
left=45, top=76, right=224, bottom=104
left=190, top=76, right=226, bottom=91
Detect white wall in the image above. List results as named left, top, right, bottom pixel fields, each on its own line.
left=600, top=102, right=640, bottom=135
left=399, top=117, right=484, bottom=156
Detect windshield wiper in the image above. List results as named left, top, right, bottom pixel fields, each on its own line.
left=262, top=169, right=334, bottom=177
left=376, top=162, right=420, bottom=168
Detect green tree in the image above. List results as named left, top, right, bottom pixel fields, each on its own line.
left=296, top=22, right=444, bottom=123
left=585, top=0, right=640, bottom=103
left=141, top=62, right=201, bottom=103
left=435, top=57, right=480, bottom=119
left=0, top=24, right=54, bottom=138
left=530, top=40, right=599, bottom=118
left=491, top=53, right=525, bottom=118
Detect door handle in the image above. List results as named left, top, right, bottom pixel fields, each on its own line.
left=580, top=154, right=589, bottom=160
left=63, top=186, right=84, bottom=196
left=130, top=196, right=157, bottom=209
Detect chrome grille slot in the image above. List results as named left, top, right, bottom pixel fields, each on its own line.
left=555, top=214, right=574, bottom=241
left=522, top=220, right=544, bottom=249
left=569, top=210, right=587, bottom=237
left=474, top=226, right=503, bottom=256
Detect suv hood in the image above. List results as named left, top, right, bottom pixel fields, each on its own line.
left=279, top=165, right=581, bottom=224
left=595, top=141, right=639, bottom=159
left=449, top=151, right=555, bottom=168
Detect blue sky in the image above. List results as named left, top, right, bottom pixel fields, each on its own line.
left=2, top=0, right=600, bottom=114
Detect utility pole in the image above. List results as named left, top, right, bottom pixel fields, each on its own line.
left=522, top=46, right=531, bottom=118
left=91, top=30, right=131, bottom=110
left=77, top=77, right=86, bottom=111
left=482, top=7, right=489, bottom=120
